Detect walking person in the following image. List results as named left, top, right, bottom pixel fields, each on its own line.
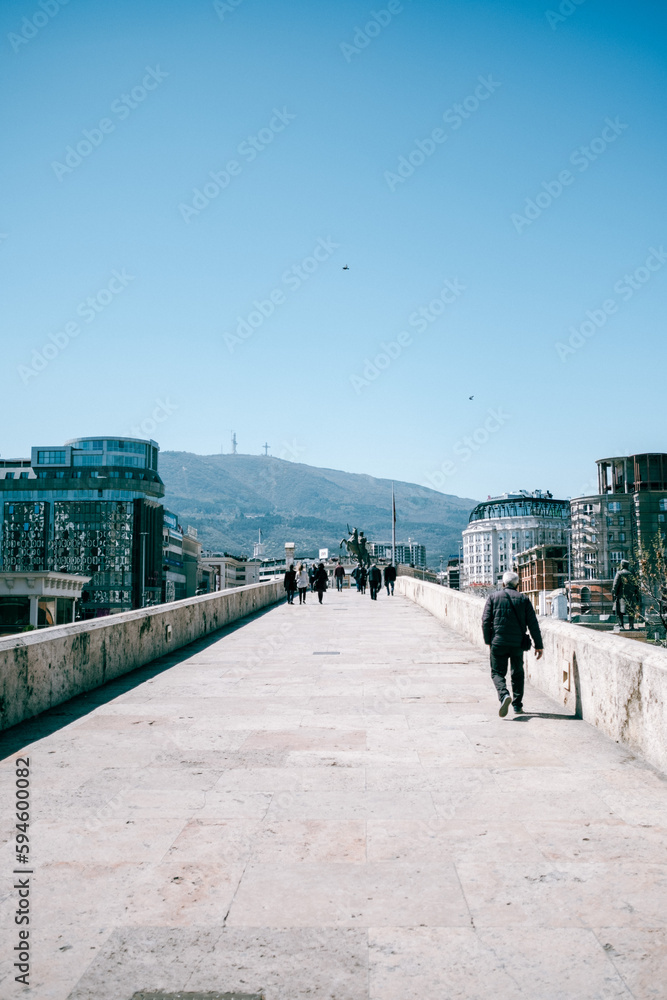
left=314, top=562, right=328, bottom=604
left=351, top=566, right=361, bottom=592
left=283, top=563, right=297, bottom=605
left=482, top=571, right=543, bottom=717
left=296, top=563, right=309, bottom=604
left=334, top=562, right=345, bottom=591
left=359, top=566, right=367, bottom=594
left=384, top=563, right=396, bottom=596
left=368, top=563, right=382, bottom=600
left=308, top=563, right=317, bottom=592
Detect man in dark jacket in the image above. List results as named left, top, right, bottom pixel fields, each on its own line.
left=283, top=564, right=297, bottom=605
left=482, top=571, right=544, bottom=717
left=368, top=564, right=382, bottom=600
left=384, top=563, right=397, bottom=596
left=334, top=563, right=346, bottom=591
left=314, top=563, right=328, bottom=604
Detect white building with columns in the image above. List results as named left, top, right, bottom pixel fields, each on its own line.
left=462, top=491, right=570, bottom=588
left=0, top=571, right=90, bottom=635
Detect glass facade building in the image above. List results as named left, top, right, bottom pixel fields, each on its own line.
left=0, top=437, right=165, bottom=616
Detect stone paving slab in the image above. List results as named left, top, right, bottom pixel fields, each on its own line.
left=1, top=590, right=667, bottom=998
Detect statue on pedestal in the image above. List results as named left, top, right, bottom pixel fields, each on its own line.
left=340, top=525, right=371, bottom=567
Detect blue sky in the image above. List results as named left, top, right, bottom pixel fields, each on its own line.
left=2, top=0, right=666, bottom=502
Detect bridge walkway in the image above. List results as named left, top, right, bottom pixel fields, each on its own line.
left=1, top=589, right=666, bottom=999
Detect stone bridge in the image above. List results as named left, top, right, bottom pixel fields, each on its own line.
left=1, top=581, right=666, bottom=999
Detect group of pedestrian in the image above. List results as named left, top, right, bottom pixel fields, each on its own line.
left=285, top=559, right=398, bottom=606
left=284, top=563, right=329, bottom=605
left=351, top=562, right=396, bottom=599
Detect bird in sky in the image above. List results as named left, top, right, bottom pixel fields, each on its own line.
left=468, top=395, right=474, bottom=400
left=342, top=265, right=349, bottom=270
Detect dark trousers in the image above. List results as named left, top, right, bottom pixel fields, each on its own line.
left=370, top=583, right=380, bottom=600
left=490, top=644, right=524, bottom=707
left=336, top=576, right=343, bottom=591
left=317, top=587, right=325, bottom=604
left=298, top=587, right=307, bottom=604
left=385, top=581, right=394, bottom=595
left=286, top=588, right=296, bottom=604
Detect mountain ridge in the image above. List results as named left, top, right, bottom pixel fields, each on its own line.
left=159, top=452, right=478, bottom=565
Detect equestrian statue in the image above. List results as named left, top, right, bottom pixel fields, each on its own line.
left=340, top=525, right=371, bottom=567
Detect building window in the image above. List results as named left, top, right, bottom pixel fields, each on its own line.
left=660, top=499, right=667, bottom=512
left=19, top=472, right=29, bottom=479
left=619, top=533, right=626, bottom=542
left=608, top=533, right=614, bottom=541
left=609, top=502, right=621, bottom=512
left=5, top=472, right=14, bottom=479
left=618, top=516, right=625, bottom=526
left=606, top=517, right=612, bottom=527
left=37, top=450, right=66, bottom=465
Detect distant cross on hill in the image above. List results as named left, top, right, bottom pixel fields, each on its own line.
left=263, top=442, right=270, bottom=456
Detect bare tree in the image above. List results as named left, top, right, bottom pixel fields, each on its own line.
left=636, top=537, right=667, bottom=634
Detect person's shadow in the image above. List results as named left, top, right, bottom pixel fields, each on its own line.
left=514, top=651, right=583, bottom=722
left=513, top=711, right=579, bottom=721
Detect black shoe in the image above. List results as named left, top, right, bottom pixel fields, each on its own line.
left=499, top=694, right=511, bottom=718
left=513, top=704, right=524, bottom=714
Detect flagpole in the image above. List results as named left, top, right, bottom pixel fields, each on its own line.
left=391, top=482, right=396, bottom=566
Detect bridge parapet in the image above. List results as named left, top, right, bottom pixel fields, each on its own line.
left=397, top=575, right=667, bottom=773
left=0, top=581, right=283, bottom=731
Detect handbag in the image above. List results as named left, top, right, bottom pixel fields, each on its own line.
left=504, top=591, right=532, bottom=651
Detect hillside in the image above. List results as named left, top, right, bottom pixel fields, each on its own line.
left=159, top=452, right=478, bottom=567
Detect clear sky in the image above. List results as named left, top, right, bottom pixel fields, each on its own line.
left=2, top=0, right=666, bottom=502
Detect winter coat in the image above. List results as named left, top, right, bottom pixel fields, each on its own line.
left=482, top=587, right=543, bottom=648
left=384, top=565, right=397, bottom=583
left=314, top=567, right=328, bottom=591
left=334, top=565, right=345, bottom=578
left=368, top=566, right=382, bottom=586
left=283, top=569, right=297, bottom=592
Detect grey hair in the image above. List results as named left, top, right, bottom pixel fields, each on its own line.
left=502, top=571, right=520, bottom=589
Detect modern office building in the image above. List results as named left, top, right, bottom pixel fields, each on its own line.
left=462, top=491, right=570, bottom=587
left=201, top=553, right=261, bottom=589
left=0, top=437, right=165, bottom=616
left=162, top=510, right=186, bottom=603
left=368, top=541, right=427, bottom=567
left=570, top=454, right=667, bottom=615
left=443, top=556, right=461, bottom=590
left=181, top=525, right=216, bottom=597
